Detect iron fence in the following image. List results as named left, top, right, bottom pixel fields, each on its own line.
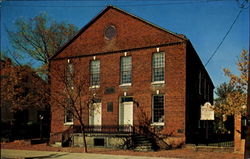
left=73, top=125, right=133, bottom=134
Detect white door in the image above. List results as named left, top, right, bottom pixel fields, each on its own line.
left=89, top=103, right=102, bottom=126
left=119, top=101, right=133, bottom=126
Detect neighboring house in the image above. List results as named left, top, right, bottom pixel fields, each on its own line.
left=0, top=58, right=49, bottom=139
left=49, top=6, right=214, bottom=149
left=0, top=59, right=36, bottom=123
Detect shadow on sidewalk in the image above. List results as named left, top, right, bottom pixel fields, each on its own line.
left=24, top=153, right=68, bottom=159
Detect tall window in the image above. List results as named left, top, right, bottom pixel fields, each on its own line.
left=64, top=99, right=73, bottom=124
left=90, top=60, right=100, bottom=86
left=204, top=78, right=206, bottom=99
left=198, top=71, right=202, bottom=95
left=152, top=52, right=165, bottom=82
left=152, top=95, right=164, bottom=123
left=66, top=63, right=74, bottom=89
left=120, top=56, right=132, bottom=84
left=207, top=85, right=210, bottom=101
left=65, top=109, right=73, bottom=123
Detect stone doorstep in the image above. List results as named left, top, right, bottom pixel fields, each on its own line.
left=134, top=146, right=154, bottom=152
left=49, top=142, right=62, bottom=147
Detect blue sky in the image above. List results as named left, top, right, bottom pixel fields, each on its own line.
left=0, top=0, right=249, bottom=90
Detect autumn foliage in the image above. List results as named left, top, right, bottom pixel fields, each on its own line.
left=0, top=58, right=49, bottom=112
left=214, top=49, right=248, bottom=116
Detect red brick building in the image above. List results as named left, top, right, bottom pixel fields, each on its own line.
left=49, top=6, right=214, bottom=149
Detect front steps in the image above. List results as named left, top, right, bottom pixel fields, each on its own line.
left=133, top=134, right=154, bottom=152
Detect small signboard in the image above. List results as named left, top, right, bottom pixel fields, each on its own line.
left=200, top=102, right=214, bottom=120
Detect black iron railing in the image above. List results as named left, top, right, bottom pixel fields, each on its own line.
left=73, top=125, right=134, bottom=134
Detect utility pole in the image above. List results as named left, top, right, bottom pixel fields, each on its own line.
left=244, top=45, right=250, bottom=158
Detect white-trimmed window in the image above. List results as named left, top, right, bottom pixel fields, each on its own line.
left=152, top=95, right=164, bottom=124
left=65, top=108, right=73, bottom=124
left=64, top=99, right=73, bottom=125
left=90, top=60, right=100, bottom=86
left=120, top=56, right=132, bottom=85
left=66, top=63, right=74, bottom=89
left=152, top=52, right=165, bottom=82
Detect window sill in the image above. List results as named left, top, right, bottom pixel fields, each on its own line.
left=151, top=81, right=165, bottom=85
left=151, top=122, right=164, bottom=126
left=89, top=85, right=100, bottom=89
left=64, top=122, right=73, bottom=126
left=119, top=83, right=132, bottom=87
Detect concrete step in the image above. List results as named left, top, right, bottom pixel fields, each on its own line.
left=134, top=145, right=153, bottom=152
left=49, top=142, right=62, bottom=147
left=134, top=142, right=152, bottom=146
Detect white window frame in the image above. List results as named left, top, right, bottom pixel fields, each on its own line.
left=90, top=60, right=100, bottom=87
left=120, top=56, right=132, bottom=85
left=66, top=63, right=74, bottom=90
left=152, top=95, right=164, bottom=125
left=152, top=52, right=165, bottom=83
left=64, top=108, right=73, bottom=125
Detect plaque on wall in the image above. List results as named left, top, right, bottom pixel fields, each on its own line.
left=200, top=102, right=214, bottom=120
left=104, top=86, right=115, bottom=94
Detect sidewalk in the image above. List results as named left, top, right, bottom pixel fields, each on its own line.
left=1, top=149, right=179, bottom=159
left=1, top=141, right=243, bottom=159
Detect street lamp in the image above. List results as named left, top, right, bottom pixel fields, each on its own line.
left=39, top=115, right=44, bottom=140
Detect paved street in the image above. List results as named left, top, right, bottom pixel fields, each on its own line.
left=1, top=149, right=179, bottom=159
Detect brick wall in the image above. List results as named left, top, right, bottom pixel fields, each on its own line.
left=49, top=6, right=213, bottom=144
left=50, top=43, right=186, bottom=136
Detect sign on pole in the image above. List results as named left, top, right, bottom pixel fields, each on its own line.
left=200, top=102, right=214, bottom=120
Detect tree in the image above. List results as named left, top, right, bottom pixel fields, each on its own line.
left=214, top=82, right=235, bottom=133
left=214, top=49, right=248, bottom=116
left=0, top=58, right=49, bottom=112
left=214, top=82, right=234, bottom=105
left=50, top=60, right=101, bottom=153
left=7, top=13, right=78, bottom=75
left=214, top=82, right=235, bottom=116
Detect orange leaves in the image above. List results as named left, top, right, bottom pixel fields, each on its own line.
left=216, top=50, right=248, bottom=116
left=0, top=59, right=49, bottom=112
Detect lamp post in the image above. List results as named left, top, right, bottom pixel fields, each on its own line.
left=39, top=115, right=44, bottom=140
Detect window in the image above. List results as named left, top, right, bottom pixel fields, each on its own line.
left=64, top=99, right=73, bottom=124
left=204, top=78, right=206, bottom=99
left=120, top=56, right=132, bottom=84
left=152, top=52, right=165, bottom=82
left=104, top=25, right=116, bottom=40
left=66, top=63, right=74, bottom=89
left=152, top=95, right=164, bottom=124
left=90, top=60, right=100, bottom=86
left=94, top=138, right=105, bottom=146
left=198, top=71, right=202, bottom=95
left=207, top=84, right=210, bottom=101
left=65, top=109, right=73, bottom=123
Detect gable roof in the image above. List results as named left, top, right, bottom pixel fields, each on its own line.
left=50, top=5, right=187, bottom=60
